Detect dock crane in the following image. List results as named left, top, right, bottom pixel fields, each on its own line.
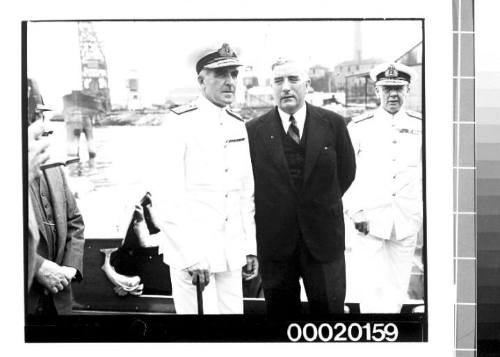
left=63, top=21, right=111, bottom=174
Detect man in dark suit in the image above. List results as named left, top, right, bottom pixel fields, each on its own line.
left=27, top=78, right=85, bottom=316
left=246, top=59, right=356, bottom=316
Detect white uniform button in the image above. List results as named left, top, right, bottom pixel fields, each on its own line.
left=225, top=168, right=229, bottom=173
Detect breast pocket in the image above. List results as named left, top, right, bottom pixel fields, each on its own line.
left=227, top=139, right=249, bottom=172
left=399, top=133, right=422, bottom=167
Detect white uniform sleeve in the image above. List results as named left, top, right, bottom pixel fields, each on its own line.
left=240, top=127, right=257, bottom=256
left=150, top=116, right=203, bottom=270
left=342, top=121, right=364, bottom=218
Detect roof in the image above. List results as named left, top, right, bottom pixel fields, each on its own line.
left=309, top=64, right=330, bottom=70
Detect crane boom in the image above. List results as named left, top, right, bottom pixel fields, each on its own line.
left=77, top=21, right=111, bottom=112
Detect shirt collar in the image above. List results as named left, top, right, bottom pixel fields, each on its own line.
left=197, top=95, right=226, bottom=119
left=277, top=103, right=307, bottom=137
left=376, top=106, right=408, bottom=122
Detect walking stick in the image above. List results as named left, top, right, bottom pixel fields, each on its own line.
left=196, top=275, right=204, bottom=315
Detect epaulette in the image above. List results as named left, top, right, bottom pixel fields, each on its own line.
left=406, top=110, right=422, bottom=120
left=225, top=108, right=244, bottom=122
left=352, top=111, right=374, bottom=124
left=170, top=103, right=198, bottom=115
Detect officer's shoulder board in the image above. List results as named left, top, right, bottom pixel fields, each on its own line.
left=406, top=110, right=422, bottom=120
left=170, top=103, right=198, bottom=115
left=225, top=108, right=244, bottom=122
left=352, top=111, right=374, bottom=124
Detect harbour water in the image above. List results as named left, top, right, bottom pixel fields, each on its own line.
left=48, top=121, right=166, bottom=239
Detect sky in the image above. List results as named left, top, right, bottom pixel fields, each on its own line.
left=27, top=20, right=422, bottom=111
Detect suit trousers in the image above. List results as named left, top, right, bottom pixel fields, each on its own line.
left=170, top=268, right=243, bottom=314
left=356, top=230, right=417, bottom=313
left=260, top=237, right=346, bottom=317
left=29, top=289, right=58, bottom=317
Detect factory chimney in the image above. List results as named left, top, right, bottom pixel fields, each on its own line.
left=354, top=22, right=362, bottom=63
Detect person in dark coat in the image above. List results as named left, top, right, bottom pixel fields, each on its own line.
left=27, top=118, right=50, bottom=288
left=246, top=59, right=356, bottom=316
left=27, top=78, right=85, bottom=316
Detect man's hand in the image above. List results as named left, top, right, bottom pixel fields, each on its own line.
left=60, top=266, right=77, bottom=281
left=185, top=260, right=210, bottom=292
left=352, top=210, right=369, bottom=235
left=35, top=260, right=70, bottom=294
left=242, top=255, right=259, bottom=281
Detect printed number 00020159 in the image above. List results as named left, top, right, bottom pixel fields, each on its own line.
left=287, top=322, right=399, bottom=342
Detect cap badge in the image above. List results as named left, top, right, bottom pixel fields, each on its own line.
left=385, top=64, right=398, bottom=78
left=218, top=43, right=234, bottom=57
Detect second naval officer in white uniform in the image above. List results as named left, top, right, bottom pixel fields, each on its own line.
left=343, top=62, right=423, bottom=313
left=150, top=43, right=258, bottom=314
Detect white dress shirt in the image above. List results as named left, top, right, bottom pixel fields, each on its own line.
left=277, top=103, right=307, bottom=138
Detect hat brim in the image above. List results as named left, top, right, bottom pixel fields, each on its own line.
left=36, top=104, right=53, bottom=112
left=376, top=79, right=409, bottom=86
left=203, top=58, right=242, bottom=70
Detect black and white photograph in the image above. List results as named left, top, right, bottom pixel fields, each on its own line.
left=23, top=18, right=428, bottom=343
left=0, top=0, right=461, bottom=355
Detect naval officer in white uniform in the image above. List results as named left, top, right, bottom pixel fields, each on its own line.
left=343, top=62, right=423, bottom=313
left=150, top=43, right=258, bottom=314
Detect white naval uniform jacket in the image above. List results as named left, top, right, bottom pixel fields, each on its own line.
left=150, top=96, right=256, bottom=272
left=343, top=107, right=423, bottom=240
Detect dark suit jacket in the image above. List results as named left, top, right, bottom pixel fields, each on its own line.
left=246, top=103, right=356, bottom=263
left=28, top=167, right=85, bottom=314
left=27, top=196, right=42, bottom=289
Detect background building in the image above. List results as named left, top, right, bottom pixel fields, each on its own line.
left=343, top=41, right=423, bottom=112
left=308, top=64, right=332, bottom=92
left=332, top=58, right=384, bottom=92
left=395, top=42, right=423, bottom=112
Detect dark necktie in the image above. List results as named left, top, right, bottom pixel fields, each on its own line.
left=287, top=115, right=300, bottom=144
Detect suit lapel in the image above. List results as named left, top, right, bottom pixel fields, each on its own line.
left=303, top=104, right=330, bottom=187
left=258, top=109, right=297, bottom=191
left=29, top=181, right=48, bottom=245
left=43, top=168, right=66, bottom=261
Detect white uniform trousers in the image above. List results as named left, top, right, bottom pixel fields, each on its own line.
left=357, top=228, right=417, bottom=313
left=170, top=268, right=243, bottom=314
